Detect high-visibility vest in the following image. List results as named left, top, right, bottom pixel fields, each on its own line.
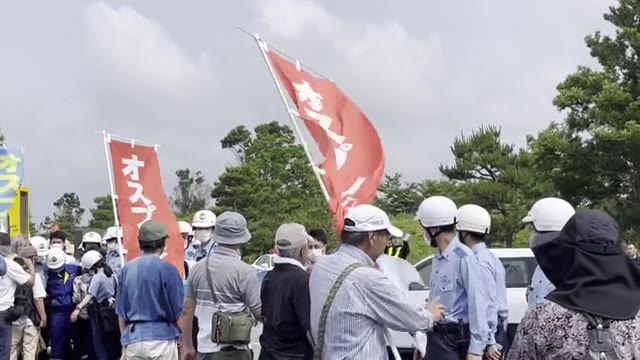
left=387, top=246, right=401, bottom=258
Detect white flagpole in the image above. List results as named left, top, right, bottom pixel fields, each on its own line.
left=250, top=33, right=331, bottom=203
left=102, top=131, right=125, bottom=268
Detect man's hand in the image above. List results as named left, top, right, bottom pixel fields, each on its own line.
left=70, top=309, right=80, bottom=323
left=182, top=345, right=196, bottom=360
left=486, top=345, right=502, bottom=360
left=39, top=317, right=47, bottom=328
left=425, top=297, right=445, bottom=322
left=466, top=354, right=482, bottom=360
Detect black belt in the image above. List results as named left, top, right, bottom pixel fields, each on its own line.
left=432, top=322, right=469, bottom=336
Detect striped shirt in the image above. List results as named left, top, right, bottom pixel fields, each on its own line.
left=309, top=245, right=433, bottom=360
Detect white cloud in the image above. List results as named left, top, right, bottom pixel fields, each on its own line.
left=82, top=2, right=212, bottom=101
left=253, top=0, right=444, bottom=110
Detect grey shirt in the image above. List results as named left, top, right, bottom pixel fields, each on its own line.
left=186, top=246, right=261, bottom=353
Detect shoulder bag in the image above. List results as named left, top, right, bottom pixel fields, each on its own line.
left=314, top=262, right=365, bottom=360
left=204, top=255, right=254, bottom=345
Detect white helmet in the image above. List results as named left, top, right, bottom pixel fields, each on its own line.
left=81, top=250, right=103, bottom=270
left=30, top=236, right=49, bottom=257
left=456, top=204, right=491, bottom=234
left=522, top=197, right=575, bottom=232
left=192, top=210, right=216, bottom=228
left=103, top=226, right=122, bottom=241
left=178, top=221, right=193, bottom=234
left=415, top=196, right=457, bottom=228
left=46, top=248, right=66, bottom=270
left=82, top=232, right=103, bottom=244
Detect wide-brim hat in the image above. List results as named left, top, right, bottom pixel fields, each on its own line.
left=211, top=211, right=252, bottom=245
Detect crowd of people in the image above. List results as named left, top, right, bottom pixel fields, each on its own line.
left=0, top=195, right=639, bottom=360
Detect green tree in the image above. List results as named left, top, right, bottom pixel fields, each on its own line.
left=374, top=173, right=422, bottom=216
left=171, top=169, right=211, bottom=217
left=52, top=192, right=85, bottom=237
left=211, top=122, right=332, bottom=260
left=88, top=195, right=115, bottom=230
left=528, top=0, right=640, bottom=235
left=440, top=126, right=551, bottom=247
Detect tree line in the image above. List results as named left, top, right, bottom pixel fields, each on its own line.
left=7, top=1, right=640, bottom=263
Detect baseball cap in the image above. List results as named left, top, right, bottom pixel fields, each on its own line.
left=343, top=204, right=403, bottom=238
left=18, top=246, right=37, bottom=258
left=275, top=223, right=313, bottom=250
left=138, top=220, right=168, bottom=242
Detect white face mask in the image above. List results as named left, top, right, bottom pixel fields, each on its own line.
left=51, top=243, right=64, bottom=250
left=194, top=229, right=212, bottom=243
left=308, top=248, right=324, bottom=263
left=107, top=242, right=117, bottom=251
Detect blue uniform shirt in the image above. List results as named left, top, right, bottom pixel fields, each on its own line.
left=184, top=245, right=199, bottom=262
left=88, top=271, right=117, bottom=303
left=106, top=250, right=124, bottom=275
left=194, top=240, right=215, bottom=261
left=429, top=238, right=489, bottom=355
left=526, top=265, right=555, bottom=308
left=472, top=243, right=508, bottom=344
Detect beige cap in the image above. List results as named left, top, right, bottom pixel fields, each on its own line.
left=275, top=223, right=313, bottom=250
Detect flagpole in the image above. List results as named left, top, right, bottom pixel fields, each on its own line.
left=102, top=131, right=125, bottom=268
left=250, top=33, right=331, bottom=203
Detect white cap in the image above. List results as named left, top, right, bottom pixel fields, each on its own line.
left=192, top=210, right=216, bottom=228
left=415, top=196, right=457, bottom=228
left=178, top=221, right=193, bottom=234
left=81, top=250, right=103, bottom=270
left=103, top=226, right=122, bottom=241
left=30, top=236, right=49, bottom=257
left=456, top=204, right=491, bottom=234
left=82, top=232, right=102, bottom=244
left=46, top=248, right=66, bottom=270
left=522, top=197, right=575, bottom=232
left=343, top=204, right=403, bottom=238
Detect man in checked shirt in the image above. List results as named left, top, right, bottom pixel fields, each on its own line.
left=309, top=204, right=445, bottom=360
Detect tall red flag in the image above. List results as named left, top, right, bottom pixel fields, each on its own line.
left=265, top=48, right=385, bottom=232
left=108, top=139, right=184, bottom=277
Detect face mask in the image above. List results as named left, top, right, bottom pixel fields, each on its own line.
left=308, top=248, right=324, bottom=263
left=51, top=243, right=64, bottom=250
left=107, top=243, right=117, bottom=251
left=423, top=231, right=437, bottom=248
left=194, top=229, right=212, bottom=243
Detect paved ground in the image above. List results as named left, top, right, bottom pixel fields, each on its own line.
left=251, top=323, right=262, bottom=357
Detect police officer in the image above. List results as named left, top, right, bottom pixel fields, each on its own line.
left=190, top=210, right=216, bottom=261
left=80, top=231, right=106, bottom=258
left=416, top=196, right=488, bottom=360
left=181, top=220, right=198, bottom=263
left=102, top=226, right=126, bottom=275
left=457, top=204, right=507, bottom=360
left=522, top=197, right=575, bottom=308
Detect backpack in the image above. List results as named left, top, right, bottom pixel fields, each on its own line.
left=583, top=313, right=619, bottom=360
left=9, top=285, right=38, bottom=324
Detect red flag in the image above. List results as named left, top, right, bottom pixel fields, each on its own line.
left=108, top=139, right=184, bottom=278
left=266, top=49, right=385, bottom=233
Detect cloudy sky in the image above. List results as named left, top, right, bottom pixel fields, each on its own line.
left=1, top=0, right=613, bottom=224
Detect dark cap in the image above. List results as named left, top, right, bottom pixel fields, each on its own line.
left=138, top=220, right=168, bottom=242
left=18, top=245, right=37, bottom=258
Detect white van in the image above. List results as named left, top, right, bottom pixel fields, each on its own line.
left=388, top=248, right=537, bottom=359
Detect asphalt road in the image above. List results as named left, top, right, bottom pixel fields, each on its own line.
left=251, top=323, right=262, bottom=357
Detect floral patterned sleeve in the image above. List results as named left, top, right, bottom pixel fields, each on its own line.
left=507, top=304, right=541, bottom=360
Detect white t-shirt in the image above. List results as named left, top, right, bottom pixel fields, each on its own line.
left=0, top=258, right=32, bottom=311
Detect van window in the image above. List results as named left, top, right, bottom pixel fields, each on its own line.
left=416, top=256, right=538, bottom=289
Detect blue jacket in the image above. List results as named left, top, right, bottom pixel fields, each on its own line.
left=47, top=263, right=81, bottom=310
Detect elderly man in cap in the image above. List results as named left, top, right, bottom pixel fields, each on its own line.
left=309, top=204, right=444, bottom=360
left=115, top=220, right=184, bottom=360
left=0, top=233, right=36, bottom=360
left=182, top=211, right=261, bottom=360
left=259, top=223, right=314, bottom=360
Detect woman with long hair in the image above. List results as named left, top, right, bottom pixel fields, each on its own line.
left=71, top=250, right=120, bottom=360
left=508, top=210, right=640, bottom=359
